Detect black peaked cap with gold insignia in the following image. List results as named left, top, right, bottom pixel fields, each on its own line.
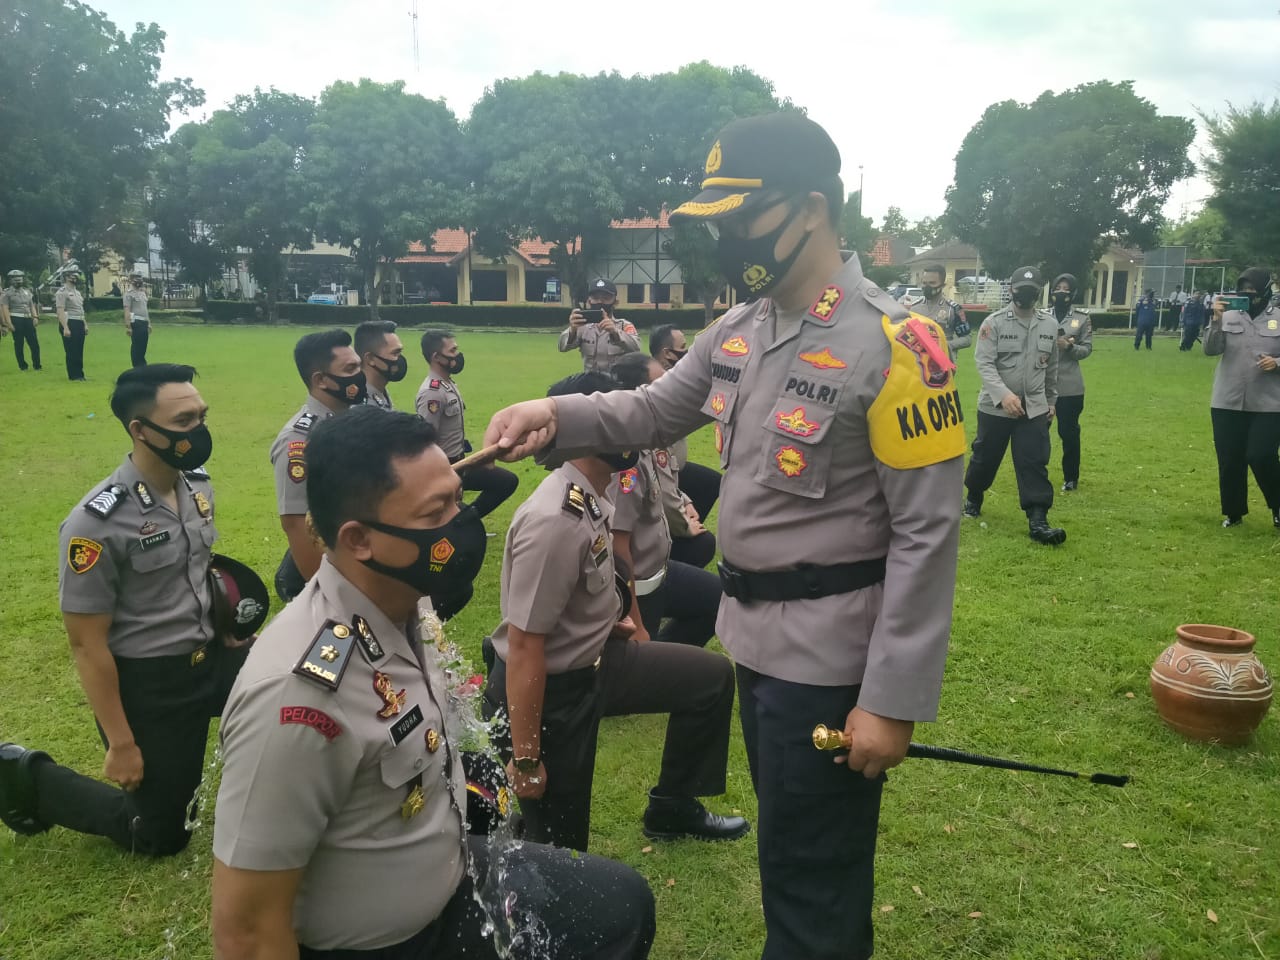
left=670, top=112, right=841, bottom=223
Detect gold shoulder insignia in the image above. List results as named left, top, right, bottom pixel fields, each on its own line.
left=293, top=619, right=358, bottom=690
left=562, top=482, right=587, bottom=518
left=867, top=314, right=967, bottom=470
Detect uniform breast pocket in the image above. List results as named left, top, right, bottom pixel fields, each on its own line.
left=754, top=400, right=836, bottom=499
left=1257, top=322, right=1280, bottom=340
left=129, top=542, right=181, bottom=574
left=583, top=553, right=612, bottom=594
left=995, top=352, right=1018, bottom=369
left=444, top=399, right=461, bottom=417
left=199, top=522, right=219, bottom=548
left=373, top=734, right=437, bottom=838
left=1037, top=350, right=1051, bottom=368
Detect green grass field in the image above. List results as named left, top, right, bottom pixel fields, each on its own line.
left=0, top=315, right=1277, bottom=960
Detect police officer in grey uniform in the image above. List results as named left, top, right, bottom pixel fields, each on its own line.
left=212, top=407, right=655, bottom=960
left=1204, top=267, right=1280, bottom=528
left=483, top=113, right=967, bottom=960
left=56, top=267, right=88, bottom=381
left=416, top=329, right=518, bottom=519
left=558, top=278, right=642, bottom=373
left=964, top=267, right=1067, bottom=545
left=482, top=372, right=747, bottom=853
left=911, top=262, right=971, bottom=364
left=122, top=274, right=151, bottom=368
left=271, top=329, right=367, bottom=601
left=0, top=364, right=247, bottom=855
left=355, top=319, right=407, bottom=410
left=1049, top=273, right=1092, bottom=491
left=1, top=269, right=42, bottom=370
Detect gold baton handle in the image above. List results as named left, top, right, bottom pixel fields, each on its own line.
left=452, top=443, right=504, bottom=473
left=812, top=724, right=851, bottom=751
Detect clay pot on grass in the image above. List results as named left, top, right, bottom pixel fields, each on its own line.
left=1150, top=624, right=1272, bottom=745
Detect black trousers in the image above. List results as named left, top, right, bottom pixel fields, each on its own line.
left=964, top=410, right=1054, bottom=512
left=483, top=636, right=734, bottom=851
left=1210, top=407, right=1280, bottom=518
left=635, top=559, right=722, bottom=647
left=669, top=530, right=716, bottom=569
left=1134, top=323, right=1155, bottom=349
left=32, top=641, right=246, bottom=856
left=736, top=665, right=883, bottom=960
left=61, top=318, right=86, bottom=379
left=11, top=317, right=40, bottom=369
left=461, top=464, right=518, bottom=519
left=677, top=461, right=721, bottom=521
left=130, top=320, right=149, bottom=367
left=1180, top=324, right=1202, bottom=350
left=298, top=836, right=654, bottom=959
left=1055, top=393, right=1085, bottom=484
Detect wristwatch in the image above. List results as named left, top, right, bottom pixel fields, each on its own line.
left=513, top=755, right=540, bottom=774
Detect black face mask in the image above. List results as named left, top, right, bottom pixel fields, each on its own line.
left=359, top=505, right=487, bottom=617
left=1012, top=289, right=1040, bottom=309
left=375, top=355, right=408, bottom=382
left=137, top=419, right=213, bottom=469
left=322, top=370, right=368, bottom=406
left=668, top=348, right=688, bottom=364
left=447, top=352, right=465, bottom=375
left=601, top=450, right=640, bottom=472
left=715, top=204, right=811, bottom=300
left=921, top=284, right=942, bottom=299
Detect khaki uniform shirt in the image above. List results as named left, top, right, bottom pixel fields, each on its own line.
left=654, top=445, right=695, bottom=538
left=58, top=456, right=217, bottom=658
left=270, top=397, right=334, bottom=517
left=56, top=284, right=84, bottom=319
left=558, top=318, right=642, bottom=373
left=552, top=256, right=965, bottom=720
left=973, top=306, right=1059, bottom=418
left=415, top=376, right=466, bottom=459
left=213, top=558, right=467, bottom=951
left=489, top=462, right=619, bottom=674
left=911, top=296, right=970, bottom=362
left=1205, top=305, right=1280, bottom=412
left=609, top=451, right=672, bottom=579
left=0, top=286, right=36, bottom=317
left=1053, top=308, right=1092, bottom=398
left=123, top=288, right=149, bottom=322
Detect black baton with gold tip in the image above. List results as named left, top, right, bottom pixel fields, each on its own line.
left=811, top=724, right=1129, bottom=788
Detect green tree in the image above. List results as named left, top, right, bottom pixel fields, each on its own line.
left=664, top=223, right=724, bottom=325
left=879, top=206, right=909, bottom=237
left=903, top=215, right=943, bottom=247
left=170, top=89, right=316, bottom=321
left=1202, top=100, right=1280, bottom=269
left=840, top=191, right=876, bottom=261
left=150, top=135, right=234, bottom=299
left=944, top=81, right=1195, bottom=282
left=0, top=0, right=201, bottom=252
left=307, top=79, right=462, bottom=318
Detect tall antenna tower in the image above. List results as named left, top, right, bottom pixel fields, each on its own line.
left=409, top=0, right=420, bottom=72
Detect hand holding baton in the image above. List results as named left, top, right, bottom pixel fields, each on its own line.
left=452, top=443, right=503, bottom=474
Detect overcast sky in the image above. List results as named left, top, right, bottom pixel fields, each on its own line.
left=100, top=0, right=1279, bottom=227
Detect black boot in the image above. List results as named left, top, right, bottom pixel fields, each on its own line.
left=0, top=742, right=53, bottom=836
left=1027, top=509, right=1066, bottom=545
left=962, top=493, right=983, bottom=518
left=642, top=790, right=750, bottom=842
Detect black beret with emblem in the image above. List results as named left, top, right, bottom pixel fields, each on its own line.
left=1010, top=266, right=1043, bottom=290
left=462, top=751, right=514, bottom=837
left=670, top=112, right=841, bottom=223
left=209, top=554, right=271, bottom=640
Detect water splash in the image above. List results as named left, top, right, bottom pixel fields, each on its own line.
left=182, top=742, right=223, bottom=832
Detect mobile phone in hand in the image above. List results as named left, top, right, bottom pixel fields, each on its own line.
left=579, top=308, right=604, bottom=323
left=1217, top=294, right=1250, bottom=312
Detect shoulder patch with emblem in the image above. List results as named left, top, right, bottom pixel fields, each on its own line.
left=618, top=469, right=637, bottom=494
left=866, top=314, right=967, bottom=470
left=84, top=484, right=127, bottom=520
left=279, top=705, right=343, bottom=741
left=562, top=482, right=587, bottom=518
left=293, top=411, right=318, bottom=433
left=67, top=536, right=104, bottom=574
left=293, top=619, right=357, bottom=691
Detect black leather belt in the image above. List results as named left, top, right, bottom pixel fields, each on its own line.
left=717, top=557, right=887, bottom=603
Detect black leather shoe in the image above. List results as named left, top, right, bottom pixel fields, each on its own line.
left=1027, top=510, right=1066, bottom=545
left=1273, top=510, right=1279, bottom=529
left=0, top=742, right=53, bottom=836
left=1061, top=480, right=1077, bottom=492
left=962, top=498, right=982, bottom=518
left=1222, top=516, right=1243, bottom=528
left=642, top=792, right=750, bottom=842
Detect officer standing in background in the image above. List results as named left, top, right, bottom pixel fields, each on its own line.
left=483, top=113, right=966, bottom=960
left=0, top=364, right=248, bottom=855
left=558, top=278, right=641, bottom=373
left=416, top=329, right=517, bottom=519
left=56, top=267, right=88, bottom=381
left=213, top=407, right=655, bottom=960
left=1, top=269, right=42, bottom=371
left=1134, top=289, right=1158, bottom=350
left=911, top=263, right=971, bottom=364
left=355, top=319, right=407, bottom=410
left=1049, top=273, right=1092, bottom=491
left=270, top=329, right=367, bottom=601
left=964, top=267, right=1066, bottom=544
left=1180, top=291, right=1207, bottom=351
left=483, top=372, right=748, bottom=853
left=123, top=274, right=151, bottom=368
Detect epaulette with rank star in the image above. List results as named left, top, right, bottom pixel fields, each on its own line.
left=293, top=619, right=358, bottom=691
left=293, top=411, right=318, bottom=432
left=84, top=483, right=127, bottom=519
left=562, top=482, right=587, bottom=518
